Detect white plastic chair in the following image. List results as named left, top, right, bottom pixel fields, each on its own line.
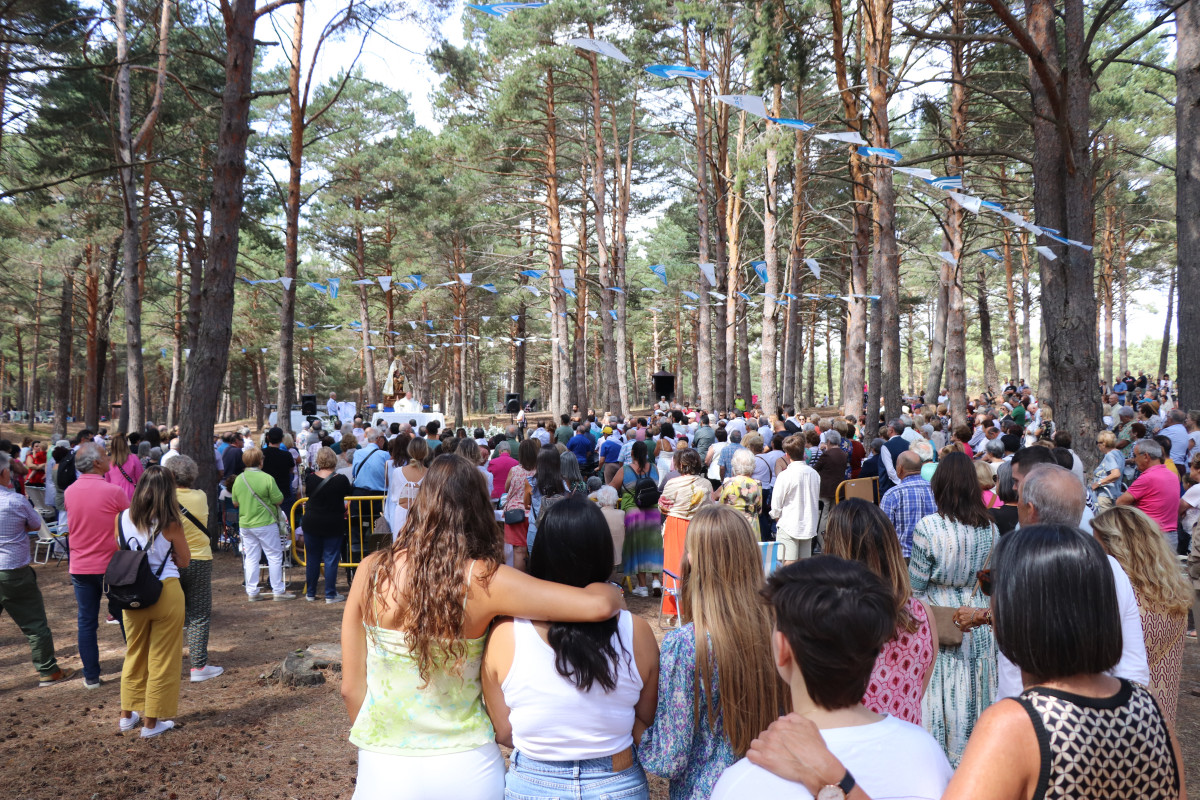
left=32, top=519, right=67, bottom=565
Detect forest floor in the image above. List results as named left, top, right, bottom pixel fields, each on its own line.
left=6, top=540, right=1190, bottom=800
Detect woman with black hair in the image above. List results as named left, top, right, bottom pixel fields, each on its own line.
left=526, top=447, right=569, bottom=552
left=482, top=496, right=659, bottom=799
left=745, top=524, right=1185, bottom=800
left=908, top=451, right=998, bottom=766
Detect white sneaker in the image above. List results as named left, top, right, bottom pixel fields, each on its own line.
left=140, top=720, right=175, bottom=738
left=325, top=594, right=346, bottom=604
left=651, top=579, right=663, bottom=596
left=246, top=593, right=263, bottom=602
left=119, top=711, right=141, bottom=732
left=190, top=665, right=224, bottom=683
left=272, top=592, right=297, bottom=601
left=632, top=586, right=649, bottom=598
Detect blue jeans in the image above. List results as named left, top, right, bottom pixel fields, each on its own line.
left=305, top=534, right=341, bottom=599
left=71, top=573, right=105, bottom=682
left=506, top=750, right=648, bottom=800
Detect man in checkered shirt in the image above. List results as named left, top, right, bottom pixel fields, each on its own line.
left=880, top=450, right=937, bottom=559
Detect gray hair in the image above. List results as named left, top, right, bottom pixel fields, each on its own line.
left=75, top=442, right=105, bottom=474
left=731, top=448, right=756, bottom=477
left=591, top=485, right=619, bottom=508
left=985, top=438, right=1006, bottom=458
left=0, top=450, right=9, bottom=475
left=1133, top=438, right=1163, bottom=460
left=908, top=439, right=934, bottom=463
left=823, top=430, right=842, bottom=446
left=729, top=430, right=743, bottom=443
left=889, top=417, right=906, bottom=434
left=165, top=454, right=199, bottom=488
left=1169, top=408, right=1187, bottom=425
left=1118, top=406, right=1135, bottom=419
left=871, top=437, right=886, bottom=454
left=1020, top=464, right=1085, bottom=525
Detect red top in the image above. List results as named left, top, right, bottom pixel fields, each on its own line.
left=63, top=474, right=130, bottom=574
left=1127, top=464, right=1181, bottom=532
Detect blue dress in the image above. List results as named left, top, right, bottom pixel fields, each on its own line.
left=639, top=624, right=735, bottom=800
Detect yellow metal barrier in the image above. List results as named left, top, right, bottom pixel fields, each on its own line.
left=289, top=495, right=390, bottom=569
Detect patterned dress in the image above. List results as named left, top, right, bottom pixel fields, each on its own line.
left=622, top=506, right=663, bottom=576
left=1138, top=600, right=1186, bottom=728
left=639, top=624, right=735, bottom=800
left=863, top=598, right=935, bottom=725
left=717, top=475, right=762, bottom=540
left=1016, top=680, right=1179, bottom=799
left=909, top=512, right=997, bottom=767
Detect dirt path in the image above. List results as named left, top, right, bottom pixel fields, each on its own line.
left=0, top=553, right=1192, bottom=799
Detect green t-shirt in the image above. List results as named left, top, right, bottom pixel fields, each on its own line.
left=1012, top=405, right=1026, bottom=426
left=231, top=468, right=283, bottom=528
left=555, top=425, right=573, bottom=445
left=734, top=398, right=747, bottom=412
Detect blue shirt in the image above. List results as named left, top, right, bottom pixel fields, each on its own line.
left=880, top=475, right=937, bottom=557
left=1161, top=423, right=1190, bottom=466
left=567, top=433, right=595, bottom=466
left=599, top=438, right=622, bottom=465
left=351, top=444, right=389, bottom=491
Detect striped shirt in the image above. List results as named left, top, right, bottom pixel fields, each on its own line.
left=0, top=484, right=43, bottom=570
left=880, top=475, right=938, bottom=557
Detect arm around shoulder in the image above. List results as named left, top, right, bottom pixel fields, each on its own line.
left=481, top=564, right=622, bottom=623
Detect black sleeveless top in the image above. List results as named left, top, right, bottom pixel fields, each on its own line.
left=1017, top=679, right=1178, bottom=800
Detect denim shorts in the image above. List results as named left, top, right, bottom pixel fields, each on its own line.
left=505, top=750, right=649, bottom=800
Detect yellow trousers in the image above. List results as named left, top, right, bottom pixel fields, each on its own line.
left=121, top=578, right=185, bottom=719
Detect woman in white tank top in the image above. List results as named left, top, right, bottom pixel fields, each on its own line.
left=654, top=422, right=677, bottom=481
left=482, top=495, right=659, bottom=799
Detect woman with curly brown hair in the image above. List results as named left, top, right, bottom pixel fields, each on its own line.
left=341, top=453, right=623, bottom=800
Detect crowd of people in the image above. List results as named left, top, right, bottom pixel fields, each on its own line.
left=0, top=370, right=1193, bottom=798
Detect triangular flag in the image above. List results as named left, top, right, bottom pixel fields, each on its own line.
left=717, top=94, right=768, bottom=118
left=307, top=282, right=328, bottom=294
left=948, top=191, right=982, bottom=214
left=893, top=166, right=937, bottom=180
left=351, top=279, right=374, bottom=285
left=698, top=262, right=717, bottom=286
left=768, top=117, right=815, bottom=131
left=608, top=310, right=618, bottom=320
left=409, top=274, right=425, bottom=289
left=458, top=273, right=473, bottom=285
left=805, top=258, right=821, bottom=279
left=856, top=146, right=903, bottom=162
left=815, top=131, right=868, bottom=145
left=522, top=285, right=541, bottom=297
left=681, top=290, right=700, bottom=300
left=566, top=37, right=633, bottom=64
left=938, top=251, right=958, bottom=265
left=649, top=263, right=668, bottom=285
left=561, top=268, right=575, bottom=290
left=481, top=283, right=498, bottom=293
left=751, top=261, right=768, bottom=283
left=981, top=248, right=1003, bottom=261
left=520, top=269, right=545, bottom=279
left=588, top=310, right=598, bottom=319
left=1035, top=245, right=1058, bottom=261
left=482, top=315, right=491, bottom=322
left=327, top=278, right=339, bottom=298
left=378, top=276, right=392, bottom=291
left=280, top=277, right=293, bottom=291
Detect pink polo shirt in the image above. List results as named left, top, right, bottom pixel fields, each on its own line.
left=1127, top=464, right=1180, bottom=533
left=63, top=473, right=130, bottom=574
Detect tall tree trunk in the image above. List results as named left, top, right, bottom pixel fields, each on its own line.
left=925, top=257, right=950, bottom=402
left=687, top=24, right=714, bottom=411
left=52, top=264, right=76, bottom=440
left=1159, top=266, right=1176, bottom=380
left=114, top=0, right=144, bottom=431
left=1003, top=226, right=1021, bottom=382
left=276, top=0, right=304, bottom=433
left=977, top=272, right=999, bottom=391
left=26, top=263, right=43, bottom=430
left=944, top=0, right=969, bottom=427
left=572, top=197, right=589, bottom=414
left=832, top=0, right=869, bottom=416
left=610, top=103, right=635, bottom=418
left=1178, top=0, right=1200, bottom=408
left=180, top=0, right=260, bottom=516
left=167, top=222, right=185, bottom=429
left=864, top=0, right=901, bottom=423
left=1019, top=232, right=1033, bottom=383
left=724, top=112, right=746, bottom=410
left=1101, top=189, right=1115, bottom=387
left=759, top=83, right=784, bottom=417
left=353, top=205, right=377, bottom=405
left=544, top=67, right=569, bottom=419
left=783, top=124, right=808, bottom=408
left=1117, top=221, right=1128, bottom=377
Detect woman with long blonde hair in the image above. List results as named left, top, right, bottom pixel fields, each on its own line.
left=341, top=454, right=623, bottom=800
left=640, top=504, right=788, bottom=799
left=1092, top=506, right=1192, bottom=726
left=824, top=499, right=936, bottom=724
left=104, top=432, right=143, bottom=501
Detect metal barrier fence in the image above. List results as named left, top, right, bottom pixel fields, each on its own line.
left=289, top=495, right=390, bottom=569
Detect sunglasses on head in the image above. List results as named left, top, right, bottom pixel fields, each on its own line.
left=976, top=569, right=994, bottom=596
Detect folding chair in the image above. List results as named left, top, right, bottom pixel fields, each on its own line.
left=659, top=568, right=681, bottom=630
left=759, top=541, right=784, bottom=575
left=25, top=486, right=46, bottom=511
left=32, top=519, right=68, bottom=565
left=835, top=477, right=878, bottom=505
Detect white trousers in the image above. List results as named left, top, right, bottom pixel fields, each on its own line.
left=353, top=743, right=504, bottom=800
left=241, top=523, right=286, bottom=595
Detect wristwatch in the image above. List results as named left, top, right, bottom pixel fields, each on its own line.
left=816, top=770, right=856, bottom=799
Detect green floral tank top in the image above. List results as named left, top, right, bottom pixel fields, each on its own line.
left=349, top=624, right=494, bottom=755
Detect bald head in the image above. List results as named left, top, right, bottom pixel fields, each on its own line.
left=1017, top=464, right=1085, bottom=527
left=896, top=450, right=922, bottom=477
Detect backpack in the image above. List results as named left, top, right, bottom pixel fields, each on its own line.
left=633, top=473, right=661, bottom=509
left=103, top=513, right=173, bottom=611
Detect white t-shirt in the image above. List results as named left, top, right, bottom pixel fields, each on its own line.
left=711, top=715, right=952, bottom=800
left=1182, top=484, right=1200, bottom=535
left=996, top=554, right=1148, bottom=699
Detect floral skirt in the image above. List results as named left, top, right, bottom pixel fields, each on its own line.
left=622, top=507, right=663, bottom=577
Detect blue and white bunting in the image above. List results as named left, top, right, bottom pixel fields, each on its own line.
left=465, top=2, right=546, bottom=16
left=981, top=248, right=1003, bottom=261
left=805, top=258, right=821, bottom=280
left=520, top=269, right=545, bottom=279
left=644, top=64, right=711, bottom=81
left=327, top=278, right=339, bottom=298
left=566, top=37, right=632, bottom=64
left=856, top=146, right=903, bottom=162
left=751, top=261, right=768, bottom=283
left=815, top=131, right=868, bottom=146
left=768, top=117, right=815, bottom=131
left=717, top=95, right=767, bottom=118
left=649, top=263, right=668, bottom=285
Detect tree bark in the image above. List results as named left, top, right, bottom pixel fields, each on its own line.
left=944, top=0, right=969, bottom=427
left=687, top=24, right=714, bottom=412
left=544, top=67, right=569, bottom=419
left=831, top=0, right=869, bottom=416
left=925, top=259, right=950, bottom=402
left=1019, top=231, right=1033, bottom=383
left=759, top=83, right=784, bottom=417
left=1178, top=0, right=1200, bottom=408
left=1159, top=266, right=1175, bottom=380
left=180, top=0, right=260, bottom=515
left=977, top=271, right=999, bottom=392
left=1100, top=188, right=1115, bottom=387
left=52, top=264, right=76, bottom=440
left=276, top=0, right=304, bottom=433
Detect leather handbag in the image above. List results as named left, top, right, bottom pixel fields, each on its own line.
left=928, top=551, right=991, bottom=648
left=503, top=508, right=526, bottom=525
